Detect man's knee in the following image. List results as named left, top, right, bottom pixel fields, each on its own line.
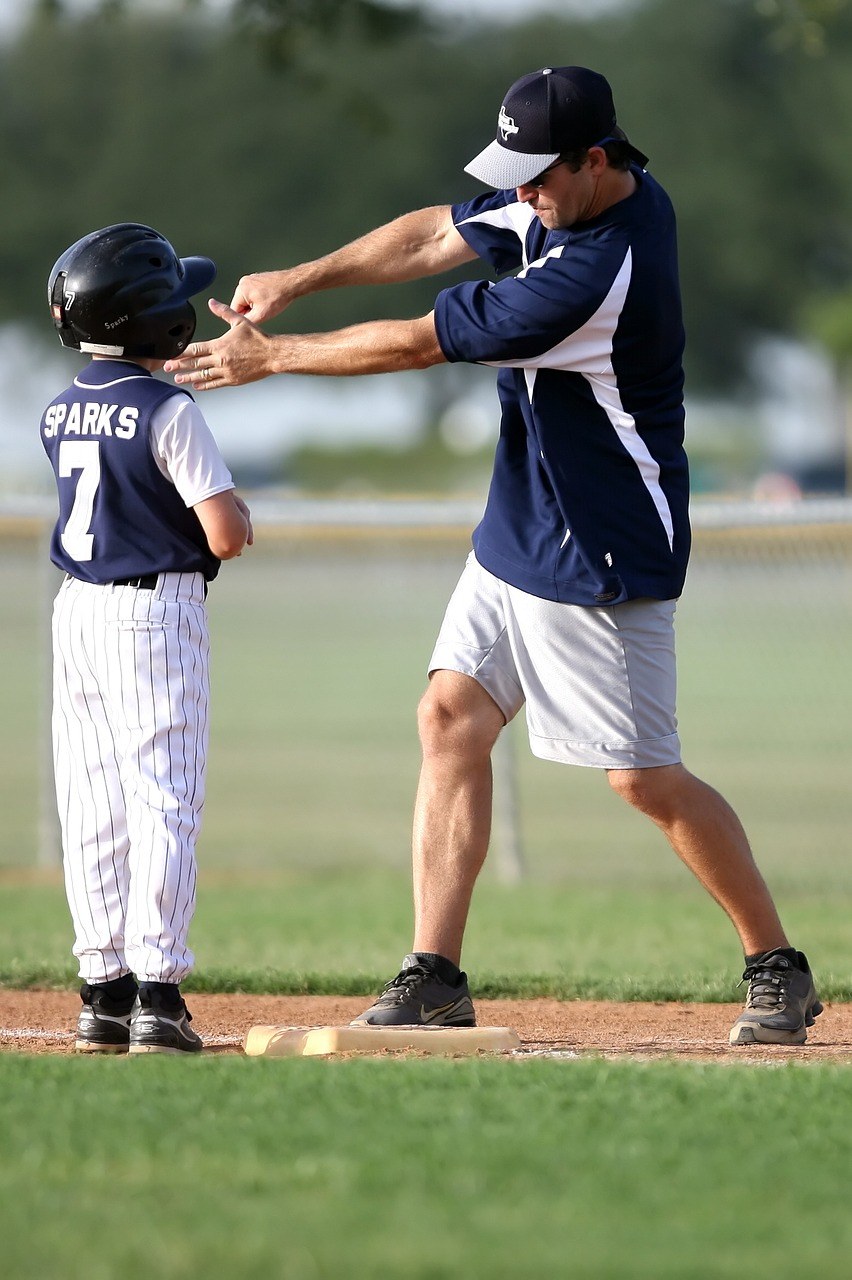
left=606, top=763, right=687, bottom=817
left=417, top=673, right=504, bottom=760
left=607, top=767, right=645, bottom=808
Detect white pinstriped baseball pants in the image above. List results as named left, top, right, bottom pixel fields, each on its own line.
left=51, top=572, right=209, bottom=984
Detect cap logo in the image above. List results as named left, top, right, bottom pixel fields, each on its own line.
left=498, top=105, right=519, bottom=140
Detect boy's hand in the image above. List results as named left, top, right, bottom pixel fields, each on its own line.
left=233, top=494, right=254, bottom=548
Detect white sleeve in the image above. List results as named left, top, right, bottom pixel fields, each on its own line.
left=149, top=394, right=235, bottom=508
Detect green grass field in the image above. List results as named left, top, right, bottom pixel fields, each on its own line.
left=3, top=1055, right=852, bottom=1280
left=3, top=871, right=852, bottom=1000
left=3, top=530, right=850, bottom=886
left=2, top=525, right=851, bottom=1278
left=2, top=527, right=850, bottom=990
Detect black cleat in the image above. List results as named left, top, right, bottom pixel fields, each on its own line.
left=729, top=950, right=823, bottom=1046
left=75, top=981, right=137, bottom=1053
left=351, top=954, right=476, bottom=1027
left=129, top=987, right=202, bottom=1055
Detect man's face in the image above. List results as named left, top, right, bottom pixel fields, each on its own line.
left=516, top=152, right=602, bottom=229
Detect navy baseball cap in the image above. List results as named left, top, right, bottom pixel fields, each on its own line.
left=465, top=66, right=648, bottom=189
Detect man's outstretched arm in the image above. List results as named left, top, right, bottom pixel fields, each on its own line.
left=164, top=305, right=447, bottom=390
left=230, top=206, right=477, bottom=323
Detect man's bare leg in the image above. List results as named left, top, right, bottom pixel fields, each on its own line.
left=606, top=763, right=788, bottom=955
left=410, top=670, right=506, bottom=967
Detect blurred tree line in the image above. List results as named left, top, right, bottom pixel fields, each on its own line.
left=2, top=0, right=852, bottom=398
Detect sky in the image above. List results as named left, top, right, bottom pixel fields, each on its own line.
left=383, top=0, right=629, bottom=18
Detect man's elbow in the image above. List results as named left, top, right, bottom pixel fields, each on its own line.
left=411, top=344, right=448, bottom=371
left=406, top=321, right=447, bottom=370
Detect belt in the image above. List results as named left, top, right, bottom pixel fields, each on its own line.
left=63, top=572, right=207, bottom=598
left=112, top=573, right=159, bottom=589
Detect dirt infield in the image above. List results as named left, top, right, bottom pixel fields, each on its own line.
left=2, top=990, right=852, bottom=1061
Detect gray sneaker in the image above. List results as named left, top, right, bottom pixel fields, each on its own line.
left=129, top=988, right=203, bottom=1055
left=729, top=950, right=823, bottom=1046
left=75, top=982, right=137, bottom=1053
left=352, top=955, right=476, bottom=1027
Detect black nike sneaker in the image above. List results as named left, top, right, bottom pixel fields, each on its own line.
left=351, top=954, right=476, bottom=1027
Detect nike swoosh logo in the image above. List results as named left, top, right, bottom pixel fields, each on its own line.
left=420, top=1001, right=461, bottom=1024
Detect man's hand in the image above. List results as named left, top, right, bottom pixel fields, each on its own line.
left=164, top=300, right=273, bottom=390
left=230, top=270, right=300, bottom=323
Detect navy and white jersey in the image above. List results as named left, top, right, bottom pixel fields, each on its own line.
left=434, top=169, right=691, bottom=605
left=41, top=360, right=233, bottom=584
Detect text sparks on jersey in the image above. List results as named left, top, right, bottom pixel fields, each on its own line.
left=43, top=402, right=138, bottom=439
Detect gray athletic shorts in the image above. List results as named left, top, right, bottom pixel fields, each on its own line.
left=428, top=553, right=682, bottom=769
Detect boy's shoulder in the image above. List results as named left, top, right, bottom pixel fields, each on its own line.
left=51, top=360, right=193, bottom=405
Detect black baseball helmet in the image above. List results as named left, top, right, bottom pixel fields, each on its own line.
left=48, top=223, right=216, bottom=359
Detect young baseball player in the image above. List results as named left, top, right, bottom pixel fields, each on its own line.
left=41, top=223, right=252, bottom=1054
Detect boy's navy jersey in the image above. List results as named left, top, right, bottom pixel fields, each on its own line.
left=41, top=360, right=220, bottom=583
left=434, top=168, right=691, bottom=606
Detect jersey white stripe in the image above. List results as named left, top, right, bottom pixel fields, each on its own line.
left=458, top=201, right=537, bottom=266
left=584, top=374, right=675, bottom=549
left=516, top=244, right=566, bottom=280
left=73, top=373, right=157, bottom=389
left=482, top=248, right=631, bottom=376
left=482, top=248, right=675, bottom=550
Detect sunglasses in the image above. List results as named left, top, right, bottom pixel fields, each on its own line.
left=526, top=158, right=570, bottom=188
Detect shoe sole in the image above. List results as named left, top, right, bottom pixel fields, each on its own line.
left=730, top=1024, right=808, bottom=1046
left=128, top=1044, right=202, bottom=1055
left=351, top=1017, right=477, bottom=1028
left=729, top=1000, right=823, bottom=1046
left=75, top=1040, right=129, bottom=1054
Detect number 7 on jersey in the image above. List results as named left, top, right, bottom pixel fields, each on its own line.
left=59, top=439, right=101, bottom=562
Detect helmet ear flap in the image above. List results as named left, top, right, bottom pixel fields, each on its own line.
left=47, top=270, right=80, bottom=350
left=49, top=271, right=65, bottom=318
